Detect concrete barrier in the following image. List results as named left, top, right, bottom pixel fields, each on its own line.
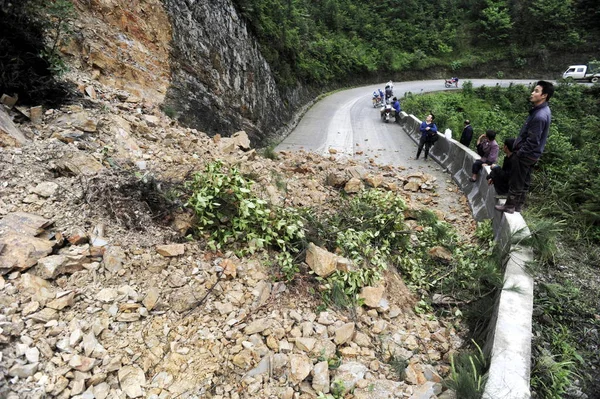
left=399, top=115, right=534, bottom=399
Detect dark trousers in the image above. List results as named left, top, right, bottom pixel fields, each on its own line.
left=472, top=160, right=485, bottom=175
left=489, top=166, right=509, bottom=195
left=507, top=154, right=536, bottom=208
left=416, top=136, right=432, bottom=159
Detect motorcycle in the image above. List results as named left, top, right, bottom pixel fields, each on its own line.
left=380, top=104, right=393, bottom=123
left=372, top=96, right=383, bottom=108
left=444, top=77, right=459, bottom=88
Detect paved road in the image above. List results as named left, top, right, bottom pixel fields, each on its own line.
left=276, top=79, right=537, bottom=163
left=275, top=79, right=537, bottom=216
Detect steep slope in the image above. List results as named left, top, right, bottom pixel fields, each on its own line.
left=0, top=1, right=479, bottom=397
left=59, top=0, right=314, bottom=146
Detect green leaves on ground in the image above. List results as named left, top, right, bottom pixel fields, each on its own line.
left=185, top=161, right=305, bottom=279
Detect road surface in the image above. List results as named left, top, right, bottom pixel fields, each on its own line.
left=275, top=79, right=537, bottom=217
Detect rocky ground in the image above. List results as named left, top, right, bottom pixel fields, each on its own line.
left=0, top=64, right=480, bottom=399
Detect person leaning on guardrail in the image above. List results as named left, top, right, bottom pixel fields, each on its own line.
left=487, top=138, right=516, bottom=196
left=460, top=120, right=473, bottom=147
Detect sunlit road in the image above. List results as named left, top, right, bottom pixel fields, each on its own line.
left=275, top=79, right=538, bottom=167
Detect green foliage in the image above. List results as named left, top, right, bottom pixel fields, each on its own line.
left=30, top=0, right=76, bottom=75
left=474, top=220, right=494, bottom=245
left=397, top=210, right=501, bottom=307
left=330, top=380, right=346, bottom=398
left=231, top=0, right=598, bottom=87
left=388, top=352, right=408, bottom=380
left=403, top=83, right=600, bottom=241
left=184, top=161, right=305, bottom=277
left=513, top=57, right=527, bottom=68
left=450, top=61, right=462, bottom=71
left=478, top=0, right=513, bottom=44
left=162, top=106, right=177, bottom=119
left=304, top=189, right=410, bottom=301
left=317, top=349, right=342, bottom=369
left=445, top=342, right=488, bottom=398
left=531, top=281, right=587, bottom=399
left=259, top=145, right=279, bottom=160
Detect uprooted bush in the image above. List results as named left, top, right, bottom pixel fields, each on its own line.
left=83, top=169, right=183, bottom=231
left=184, top=161, right=305, bottom=279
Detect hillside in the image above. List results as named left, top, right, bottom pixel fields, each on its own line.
left=0, top=2, right=492, bottom=399
left=0, top=65, right=481, bottom=398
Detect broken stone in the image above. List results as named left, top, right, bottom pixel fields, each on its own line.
left=344, top=177, right=363, bottom=193
left=305, top=243, right=337, bottom=278
left=117, top=366, right=146, bottom=398
left=32, top=182, right=59, bottom=198
left=156, top=244, right=184, bottom=257
left=142, top=287, right=160, bottom=311
left=359, top=285, right=385, bottom=308
left=0, top=105, right=28, bottom=146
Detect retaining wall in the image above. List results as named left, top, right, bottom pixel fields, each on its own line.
left=399, top=113, right=534, bottom=399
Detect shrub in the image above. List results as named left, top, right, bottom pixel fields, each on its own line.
left=185, top=161, right=305, bottom=278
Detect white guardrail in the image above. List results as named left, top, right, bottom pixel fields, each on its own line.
left=399, top=113, right=534, bottom=399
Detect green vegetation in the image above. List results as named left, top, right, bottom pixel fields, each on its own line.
left=35, top=0, right=76, bottom=75
left=0, top=0, right=75, bottom=104
left=446, top=341, right=488, bottom=399
left=231, top=0, right=598, bottom=87
left=184, top=161, right=305, bottom=279
left=403, top=82, right=600, bottom=397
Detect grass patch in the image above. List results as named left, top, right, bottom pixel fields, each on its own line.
left=445, top=342, right=488, bottom=399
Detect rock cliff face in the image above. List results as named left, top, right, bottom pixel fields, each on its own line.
left=161, top=0, right=312, bottom=146
left=66, top=0, right=312, bottom=147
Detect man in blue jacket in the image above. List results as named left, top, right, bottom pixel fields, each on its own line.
left=416, top=113, right=438, bottom=160
left=391, top=97, right=402, bottom=120
left=495, top=80, right=554, bottom=214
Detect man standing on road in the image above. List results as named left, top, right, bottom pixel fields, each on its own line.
left=495, top=80, right=554, bottom=214
left=460, top=120, right=473, bottom=147
left=416, top=113, right=438, bottom=160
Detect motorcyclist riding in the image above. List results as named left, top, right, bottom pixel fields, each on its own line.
left=384, top=85, right=393, bottom=103
left=372, top=90, right=380, bottom=106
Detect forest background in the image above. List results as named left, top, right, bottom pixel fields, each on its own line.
left=1, top=0, right=599, bottom=397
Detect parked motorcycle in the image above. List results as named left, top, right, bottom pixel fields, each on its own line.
left=444, top=77, right=459, bottom=88
left=381, top=104, right=393, bottom=123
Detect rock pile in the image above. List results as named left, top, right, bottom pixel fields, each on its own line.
left=0, top=69, right=474, bottom=398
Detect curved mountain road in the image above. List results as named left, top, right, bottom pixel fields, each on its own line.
left=275, top=79, right=538, bottom=216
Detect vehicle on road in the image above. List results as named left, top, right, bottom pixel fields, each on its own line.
left=381, top=104, right=393, bottom=123
left=444, top=77, right=459, bottom=88
left=562, top=64, right=600, bottom=83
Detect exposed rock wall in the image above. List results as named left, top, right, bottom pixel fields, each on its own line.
left=67, top=0, right=172, bottom=101
left=161, top=0, right=312, bottom=146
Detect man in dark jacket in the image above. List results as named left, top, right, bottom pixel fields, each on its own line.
left=487, top=138, right=516, bottom=195
left=495, top=80, right=554, bottom=213
left=460, top=120, right=473, bottom=147
left=416, top=113, right=438, bottom=160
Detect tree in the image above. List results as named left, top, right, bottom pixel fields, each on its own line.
left=478, top=0, right=513, bottom=44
